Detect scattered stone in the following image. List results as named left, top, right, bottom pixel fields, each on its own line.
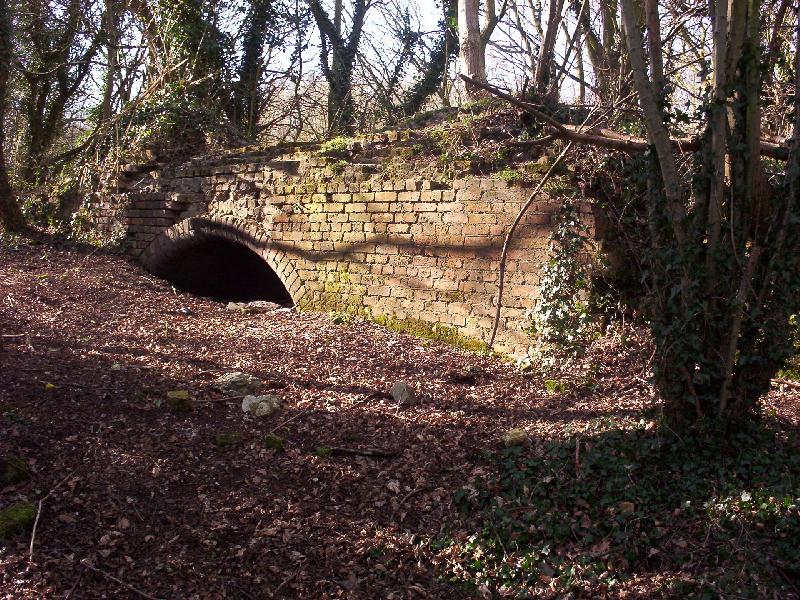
left=178, top=307, right=192, bottom=316
left=213, top=372, right=261, bottom=396
left=263, top=434, right=285, bottom=452
left=241, top=394, right=282, bottom=417
left=226, top=301, right=284, bottom=314
left=241, top=395, right=262, bottom=413
left=1, top=456, right=30, bottom=484
left=390, top=382, right=417, bottom=406
left=501, top=428, right=530, bottom=447
left=165, top=390, right=192, bottom=411
left=215, top=433, right=242, bottom=448
left=0, top=502, right=36, bottom=539
left=447, top=365, right=489, bottom=385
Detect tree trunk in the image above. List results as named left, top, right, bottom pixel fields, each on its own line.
left=101, top=0, right=119, bottom=123
left=458, top=0, right=485, bottom=97
left=0, top=0, right=25, bottom=232
left=533, top=0, right=565, bottom=97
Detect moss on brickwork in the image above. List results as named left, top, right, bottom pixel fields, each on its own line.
left=372, top=315, right=489, bottom=353
left=298, top=296, right=488, bottom=353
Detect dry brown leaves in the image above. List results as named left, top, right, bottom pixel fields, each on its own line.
left=0, top=238, right=796, bottom=598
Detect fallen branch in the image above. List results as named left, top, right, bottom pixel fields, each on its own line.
left=63, top=567, right=84, bottom=599
left=460, top=75, right=790, bottom=160
left=29, top=470, right=77, bottom=563
left=400, top=485, right=427, bottom=504
left=504, top=134, right=556, bottom=148
left=80, top=559, right=164, bottom=600
left=773, top=378, right=800, bottom=390
left=328, top=446, right=399, bottom=458
left=271, top=571, right=298, bottom=597
left=267, top=407, right=314, bottom=435
left=195, top=394, right=247, bottom=403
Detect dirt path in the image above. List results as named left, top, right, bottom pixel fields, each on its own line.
left=1, top=239, right=796, bottom=598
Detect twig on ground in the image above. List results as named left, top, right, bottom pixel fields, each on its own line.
left=272, top=571, right=297, bottom=597
left=400, top=485, right=427, bottom=505
left=267, top=408, right=314, bottom=435
left=328, top=446, right=399, bottom=458
left=80, top=559, right=163, bottom=600
left=29, top=470, right=78, bottom=563
left=64, top=567, right=84, bottom=599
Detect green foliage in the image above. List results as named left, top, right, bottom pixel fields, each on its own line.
left=0, top=502, right=37, bottom=539
left=319, top=136, right=354, bottom=157
left=528, top=199, right=602, bottom=356
left=776, top=315, right=800, bottom=381
left=445, top=420, right=800, bottom=597
left=543, top=379, right=568, bottom=394
left=330, top=311, right=352, bottom=325
left=493, top=168, right=522, bottom=183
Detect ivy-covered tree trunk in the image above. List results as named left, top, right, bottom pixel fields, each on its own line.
left=17, top=0, right=102, bottom=185
left=229, top=0, right=273, bottom=138
left=620, top=0, right=800, bottom=423
left=393, top=0, right=458, bottom=119
left=0, top=0, right=25, bottom=232
left=326, top=45, right=357, bottom=135
left=308, top=0, right=369, bottom=137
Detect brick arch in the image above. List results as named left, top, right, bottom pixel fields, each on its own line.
left=140, top=216, right=306, bottom=305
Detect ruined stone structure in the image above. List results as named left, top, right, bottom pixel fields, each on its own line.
left=88, top=135, right=582, bottom=354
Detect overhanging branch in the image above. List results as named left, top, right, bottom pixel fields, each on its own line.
left=460, top=75, right=790, bottom=160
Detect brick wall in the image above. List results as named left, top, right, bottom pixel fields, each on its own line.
left=87, top=142, right=588, bottom=355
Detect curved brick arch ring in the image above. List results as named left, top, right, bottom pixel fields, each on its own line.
left=140, top=216, right=306, bottom=305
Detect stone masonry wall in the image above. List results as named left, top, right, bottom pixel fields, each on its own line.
left=88, top=139, right=589, bottom=355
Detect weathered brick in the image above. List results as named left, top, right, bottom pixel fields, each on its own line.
left=103, top=150, right=586, bottom=355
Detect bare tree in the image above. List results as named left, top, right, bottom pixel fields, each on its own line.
left=459, top=0, right=508, bottom=97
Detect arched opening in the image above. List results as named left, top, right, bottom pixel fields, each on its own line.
left=151, top=236, right=293, bottom=305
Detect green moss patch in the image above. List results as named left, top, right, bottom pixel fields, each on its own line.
left=2, top=457, right=31, bottom=484
left=0, top=502, right=37, bottom=539
left=314, top=446, right=332, bottom=458
left=165, top=390, right=192, bottom=411
left=215, top=433, right=242, bottom=448
left=373, top=315, right=488, bottom=353
left=263, top=434, right=285, bottom=452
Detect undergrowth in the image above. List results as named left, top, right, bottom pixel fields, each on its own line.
left=437, top=418, right=800, bottom=597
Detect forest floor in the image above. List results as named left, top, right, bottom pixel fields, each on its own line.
left=1, top=237, right=799, bottom=599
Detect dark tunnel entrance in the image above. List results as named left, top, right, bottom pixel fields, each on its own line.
left=152, top=236, right=293, bottom=305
